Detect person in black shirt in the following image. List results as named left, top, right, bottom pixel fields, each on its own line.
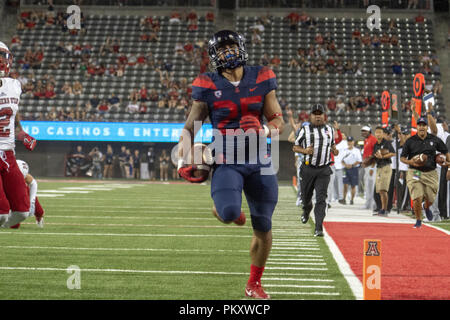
left=292, top=104, right=339, bottom=237
left=400, top=116, right=450, bottom=228
left=103, top=144, right=114, bottom=179
left=372, top=126, right=396, bottom=216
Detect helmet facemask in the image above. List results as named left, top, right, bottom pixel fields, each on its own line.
left=208, top=31, right=248, bottom=72
left=0, top=50, right=12, bottom=77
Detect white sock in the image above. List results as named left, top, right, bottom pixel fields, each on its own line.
left=1, top=211, right=28, bottom=228
left=0, top=214, right=8, bottom=227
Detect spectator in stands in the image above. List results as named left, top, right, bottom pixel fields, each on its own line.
left=168, top=95, right=178, bottom=108
left=352, top=29, right=361, bottom=42
left=97, top=100, right=110, bottom=115
left=61, top=81, right=73, bottom=96
left=431, top=59, right=441, bottom=75
left=336, top=98, right=346, bottom=114
left=139, top=85, right=148, bottom=102
left=127, top=100, right=139, bottom=113
left=100, top=37, right=113, bottom=56
left=269, top=55, right=281, bottom=70
left=44, top=83, right=56, bottom=99
left=112, top=39, right=120, bottom=53
left=90, top=95, right=100, bottom=109
left=392, top=60, right=402, bottom=75
left=72, top=81, right=83, bottom=95
left=415, top=12, right=425, bottom=23
left=109, top=94, right=121, bottom=112
left=354, top=63, right=363, bottom=76
left=157, top=97, right=168, bottom=108
left=355, top=93, right=368, bottom=112
left=344, top=60, right=354, bottom=74
left=388, top=19, right=397, bottom=32
left=286, top=11, right=300, bottom=32
left=259, top=53, right=270, bottom=67
left=205, top=11, right=215, bottom=22
left=433, top=80, right=443, bottom=96
left=23, top=79, right=34, bottom=97
left=390, top=34, right=399, bottom=46
left=360, top=33, right=371, bottom=47
left=149, top=89, right=159, bottom=102
left=139, top=102, right=147, bottom=114
left=371, top=35, right=381, bottom=48
left=326, top=96, right=337, bottom=113
left=251, top=29, right=262, bottom=45
left=380, top=33, right=390, bottom=45
left=169, top=10, right=182, bottom=24
left=187, top=10, right=198, bottom=31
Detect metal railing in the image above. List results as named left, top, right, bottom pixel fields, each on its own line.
left=21, top=0, right=215, bottom=7
left=237, top=0, right=433, bottom=10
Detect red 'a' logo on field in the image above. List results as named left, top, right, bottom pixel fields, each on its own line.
left=365, top=241, right=380, bottom=256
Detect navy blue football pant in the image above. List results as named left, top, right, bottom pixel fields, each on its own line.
left=211, top=163, right=278, bottom=232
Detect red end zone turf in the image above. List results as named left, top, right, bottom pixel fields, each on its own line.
left=324, top=222, right=450, bottom=300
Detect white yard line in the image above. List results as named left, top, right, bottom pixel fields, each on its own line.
left=0, top=231, right=253, bottom=238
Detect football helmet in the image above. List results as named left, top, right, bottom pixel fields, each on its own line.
left=16, top=159, right=29, bottom=178
left=0, top=41, right=13, bottom=77
left=208, top=30, right=248, bottom=71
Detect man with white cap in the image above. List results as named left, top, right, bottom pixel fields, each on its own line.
left=361, top=125, right=377, bottom=211
left=0, top=41, right=38, bottom=228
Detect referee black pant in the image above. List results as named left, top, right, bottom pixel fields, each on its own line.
left=300, top=164, right=332, bottom=232
left=438, top=166, right=449, bottom=219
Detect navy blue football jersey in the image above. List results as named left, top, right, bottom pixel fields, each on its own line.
left=192, top=65, right=277, bottom=132
left=192, top=65, right=277, bottom=164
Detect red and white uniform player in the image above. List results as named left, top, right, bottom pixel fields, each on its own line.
left=0, top=41, right=37, bottom=229
left=9, top=160, right=44, bottom=228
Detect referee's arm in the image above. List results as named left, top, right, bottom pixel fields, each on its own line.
left=292, top=127, right=313, bottom=155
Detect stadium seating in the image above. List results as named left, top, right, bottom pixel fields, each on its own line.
left=12, top=12, right=444, bottom=126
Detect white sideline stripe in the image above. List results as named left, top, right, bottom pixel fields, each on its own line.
left=0, top=245, right=250, bottom=254
left=267, top=261, right=326, bottom=266
left=0, top=231, right=253, bottom=238
left=265, top=266, right=327, bottom=271
left=0, top=266, right=247, bottom=276
left=322, top=227, right=363, bottom=300
left=264, top=284, right=335, bottom=289
left=271, top=243, right=319, bottom=247
left=267, top=291, right=340, bottom=296
left=263, top=277, right=333, bottom=282
left=36, top=194, right=65, bottom=197
left=38, top=190, right=91, bottom=194
left=43, top=205, right=212, bottom=210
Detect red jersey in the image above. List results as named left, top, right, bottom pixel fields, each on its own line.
left=363, top=134, right=377, bottom=159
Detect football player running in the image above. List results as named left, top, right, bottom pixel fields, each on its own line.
left=177, top=30, right=284, bottom=299
left=0, top=41, right=37, bottom=229
left=9, top=160, right=45, bottom=228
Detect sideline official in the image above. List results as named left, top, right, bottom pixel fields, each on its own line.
left=292, top=104, right=339, bottom=237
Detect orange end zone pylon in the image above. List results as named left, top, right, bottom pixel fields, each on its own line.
left=363, top=239, right=382, bottom=300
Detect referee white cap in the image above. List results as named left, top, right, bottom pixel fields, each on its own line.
left=361, top=125, right=371, bottom=132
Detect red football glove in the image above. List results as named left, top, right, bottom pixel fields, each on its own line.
left=17, top=131, right=36, bottom=151
left=178, top=165, right=208, bottom=183
left=239, top=115, right=263, bottom=133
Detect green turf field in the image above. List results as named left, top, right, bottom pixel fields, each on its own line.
left=0, top=180, right=356, bottom=300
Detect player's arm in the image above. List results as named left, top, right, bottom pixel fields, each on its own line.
left=177, top=100, right=209, bottom=183
left=15, top=113, right=36, bottom=151
left=262, top=90, right=285, bottom=137
left=25, top=173, right=38, bottom=214
left=178, top=100, right=209, bottom=160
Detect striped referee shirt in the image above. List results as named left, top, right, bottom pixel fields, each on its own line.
left=295, top=124, right=335, bottom=166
